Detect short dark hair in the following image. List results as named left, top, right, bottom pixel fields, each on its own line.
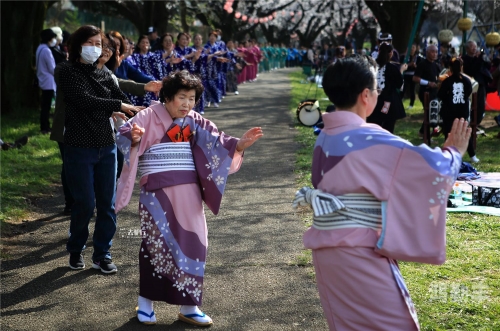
left=159, top=70, right=204, bottom=104
left=322, top=55, right=377, bottom=109
left=376, top=43, right=393, bottom=67
left=450, top=57, right=463, bottom=75
left=40, top=28, right=56, bottom=43
left=68, top=25, right=102, bottom=63
left=104, top=34, right=118, bottom=72
left=134, top=35, right=149, bottom=53
left=176, top=32, right=189, bottom=46
left=109, top=30, right=125, bottom=56
left=160, top=33, right=174, bottom=45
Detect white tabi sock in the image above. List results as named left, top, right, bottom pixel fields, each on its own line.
left=180, top=305, right=212, bottom=323
left=137, top=295, right=156, bottom=323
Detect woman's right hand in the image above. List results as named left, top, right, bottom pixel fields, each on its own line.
left=121, top=103, right=145, bottom=116
left=131, top=123, right=145, bottom=145
left=442, top=118, right=472, bottom=156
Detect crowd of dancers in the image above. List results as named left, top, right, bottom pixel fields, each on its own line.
left=115, top=28, right=292, bottom=114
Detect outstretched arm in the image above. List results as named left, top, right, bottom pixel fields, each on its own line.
left=236, top=127, right=264, bottom=152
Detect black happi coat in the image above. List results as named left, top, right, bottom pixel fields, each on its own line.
left=369, top=62, right=406, bottom=122
left=438, top=73, right=473, bottom=122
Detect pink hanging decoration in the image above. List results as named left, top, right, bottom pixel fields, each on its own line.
left=290, top=12, right=294, bottom=16
left=242, top=15, right=248, bottom=21
left=235, top=12, right=241, bottom=18
left=259, top=18, right=264, bottom=23
left=227, top=7, right=233, bottom=14
left=273, top=12, right=277, bottom=18
left=264, top=17, right=268, bottom=23
left=268, top=15, right=273, bottom=20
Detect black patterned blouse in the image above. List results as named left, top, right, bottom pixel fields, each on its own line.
left=59, top=61, right=130, bottom=148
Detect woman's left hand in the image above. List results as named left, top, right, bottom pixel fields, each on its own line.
left=112, top=112, right=128, bottom=122
left=236, top=127, right=263, bottom=152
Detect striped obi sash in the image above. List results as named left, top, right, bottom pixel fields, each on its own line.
left=292, top=187, right=382, bottom=231
left=138, top=142, right=195, bottom=178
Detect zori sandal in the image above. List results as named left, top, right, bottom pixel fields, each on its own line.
left=136, top=306, right=157, bottom=325
left=178, top=311, right=213, bottom=327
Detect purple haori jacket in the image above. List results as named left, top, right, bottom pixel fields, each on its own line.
left=116, top=101, right=242, bottom=215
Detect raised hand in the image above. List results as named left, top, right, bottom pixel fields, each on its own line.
left=443, top=118, right=472, bottom=156
left=131, top=123, right=145, bottom=145
left=236, top=127, right=264, bottom=152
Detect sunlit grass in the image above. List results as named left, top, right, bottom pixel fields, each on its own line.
left=289, top=69, right=500, bottom=330
left=1, top=108, right=62, bottom=229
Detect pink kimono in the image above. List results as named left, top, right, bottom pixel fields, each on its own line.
left=303, top=111, right=462, bottom=330
left=115, top=101, right=243, bottom=305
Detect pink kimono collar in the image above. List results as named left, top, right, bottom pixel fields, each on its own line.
left=148, top=100, right=196, bottom=133
left=322, top=111, right=366, bottom=129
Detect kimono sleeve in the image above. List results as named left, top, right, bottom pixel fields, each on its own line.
left=190, top=113, right=243, bottom=215
left=375, top=144, right=462, bottom=264
left=115, top=108, right=158, bottom=212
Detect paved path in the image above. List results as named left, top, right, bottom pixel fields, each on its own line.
left=1, top=68, right=328, bottom=331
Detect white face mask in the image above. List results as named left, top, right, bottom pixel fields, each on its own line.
left=217, top=35, right=221, bottom=41
left=80, top=46, right=102, bottom=64
left=49, top=38, right=57, bottom=47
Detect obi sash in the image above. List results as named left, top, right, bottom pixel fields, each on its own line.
left=138, top=142, right=195, bottom=178
left=292, top=187, right=382, bottom=231
left=293, top=186, right=420, bottom=329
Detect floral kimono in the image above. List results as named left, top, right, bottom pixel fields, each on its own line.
left=115, top=101, right=243, bottom=305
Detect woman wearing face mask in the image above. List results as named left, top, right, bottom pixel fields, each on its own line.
left=36, top=28, right=58, bottom=134
left=58, top=25, right=143, bottom=274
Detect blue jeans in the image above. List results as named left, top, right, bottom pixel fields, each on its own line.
left=64, top=144, right=117, bottom=261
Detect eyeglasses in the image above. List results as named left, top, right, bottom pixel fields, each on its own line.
left=103, top=44, right=115, bottom=53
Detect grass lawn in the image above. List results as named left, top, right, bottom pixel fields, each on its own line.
left=289, top=69, right=500, bottom=330
left=0, top=108, right=62, bottom=235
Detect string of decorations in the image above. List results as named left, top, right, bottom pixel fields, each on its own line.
left=223, top=0, right=302, bottom=23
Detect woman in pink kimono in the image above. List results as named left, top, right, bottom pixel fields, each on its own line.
left=293, top=55, right=471, bottom=330
left=115, top=70, right=263, bottom=327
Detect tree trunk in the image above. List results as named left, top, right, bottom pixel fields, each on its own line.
left=1, top=1, right=51, bottom=113
left=179, top=0, right=190, bottom=34
left=365, top=1, right=422, bottom=54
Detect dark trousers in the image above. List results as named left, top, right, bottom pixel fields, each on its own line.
left=226, top=71, right=238, bottom=93
left=40, top=89, right=54, bottom=132
left=57, top=142, right=75, bottom=209
left=403, top=75, right=416, bottom=106
left=476, top=84, right=486, bottom=126
left=418, top=89, right=438, bottom=134
left=65, top=144, right=117, bottom=261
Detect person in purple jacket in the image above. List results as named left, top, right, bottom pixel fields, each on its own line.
left=36, top=28, right=57, bottom=134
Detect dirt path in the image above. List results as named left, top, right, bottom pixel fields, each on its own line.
left=1, top=68, right=327, bottom=331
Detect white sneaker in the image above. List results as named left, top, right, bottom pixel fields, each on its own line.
left=471, top=155, right=480, bottom=163
left=234, top=91, right=239, bottom=95
left=213, top=103, right=219, bottom=108
left=206, top=102, right=211, bottom=108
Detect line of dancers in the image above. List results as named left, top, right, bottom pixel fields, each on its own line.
left=121, top=30, right=282, bottom=114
